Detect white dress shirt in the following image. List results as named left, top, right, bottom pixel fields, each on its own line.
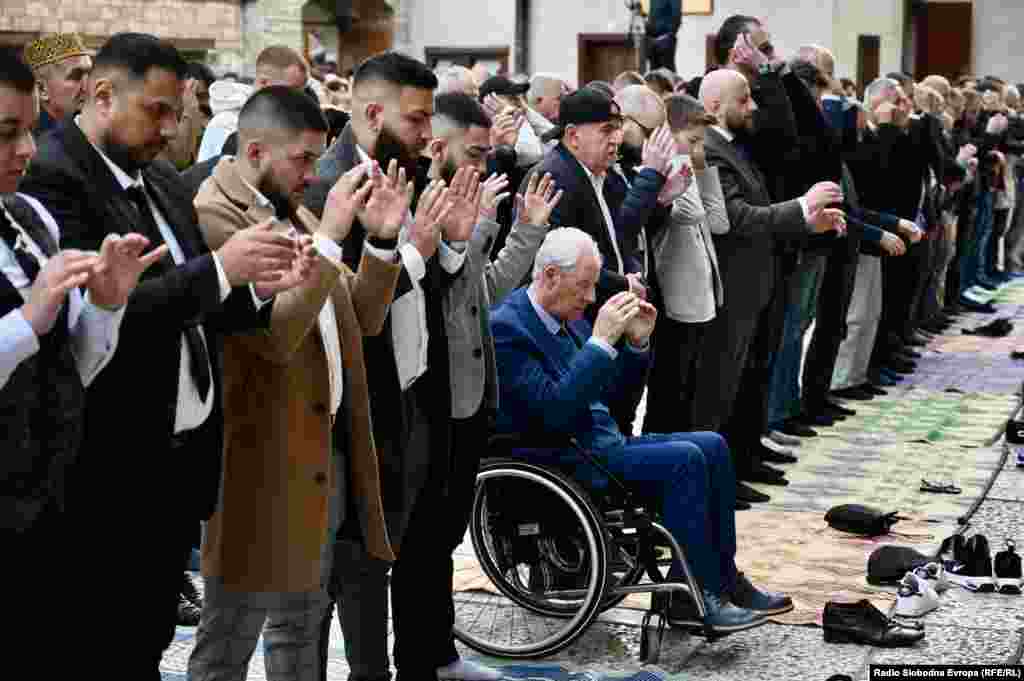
left=87, top=126, right=232, bottom=434
left=354, top=145, right=466, bottom=389
left=0, top=194, right=125, bottom=389
left=240, top=176, right=355, bottom=416
left=579, top=163, right=625, bottom=275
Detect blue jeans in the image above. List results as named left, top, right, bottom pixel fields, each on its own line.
left=601, top=431, right=738, bottom=595
left=963, top=191, right=995, bottom=292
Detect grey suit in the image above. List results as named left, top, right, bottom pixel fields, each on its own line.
left=690, top=127, right=807, bottom=445
left=446, top=216, right=548, bottom=419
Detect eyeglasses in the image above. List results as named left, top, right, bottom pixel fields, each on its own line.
left=624, top=115, right=655, bottom=138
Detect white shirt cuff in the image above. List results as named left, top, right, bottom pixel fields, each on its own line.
left=798, top=196, right=811, bottom=223
left=399, top=242, right=427, bottom=282
left=1, top=308, right=40, bottom=375
left=212, top=252, right=232, bottom=302
left=587, top=337, right=618, bottom=360
left=438, top=240, right=467, bottom=274
left=75, top=291, right=126, bottom=386
left=363, top=241, right=397, bottom=264
left=314, top=233, right=344, bottom=264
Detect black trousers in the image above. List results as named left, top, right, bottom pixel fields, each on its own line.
left=802, top=255, right=858, bottom=410
left=990, top=208, right=1011, bottom=275
left=646, top=34, right=677, bottom=73
left=321, top=407, right=488, bottom=681
left=643, top=317, right=708, bottom=434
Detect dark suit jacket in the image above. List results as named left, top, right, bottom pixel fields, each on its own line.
left=491, top=288, right=648, bottom=440
left=705, top=127, right=807, bottom=314
left=18, top=119, right=267, bottom=522
left=522, top=143, right=666, bottom=298
left=303, top=124, right=458, bottom=546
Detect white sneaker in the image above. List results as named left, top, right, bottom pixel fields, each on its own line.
left=913, top=562, right=951, bottom=593
left=436, top=660, right=504, bottom=681
left=895, top=571, right=940, bottom=617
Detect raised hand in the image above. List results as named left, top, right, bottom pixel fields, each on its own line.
left=804, top=181, right=844, bottom=216
left=490, top=110, right=521, bottom=147
left=87, top=233, right=169, bottom=310
left=482, top=93, right=504, bottom=121
left=21, top=250, right=98, bottom=335
left=593, top=291, right=642, bottom=347
left=731, top=32, right=769, bottom=72
left=217, top=218, right=298, bottom=286
left=625, top=299, right=658, bottom=346
left=479, top=173, right=511, bottom=221
left=626, top=272, right=648, bottom=301
left=880, top=232, right=907, bottom=257
left=642, top=124, right=676, bottom=176
left=358, top=159, right=414, bottom=240
left=410, top=180, right=454, bottom=260
left=442, top=167, right=482, bottom=242
left=657, top=161, right=694, bottom=205
left=321, top=160, right=374, bottom=242
left=897, top=218, right=923, bottom=243
left=253, top=234, right=319, bottom=299
left=515, top=172, right=563, bottom=226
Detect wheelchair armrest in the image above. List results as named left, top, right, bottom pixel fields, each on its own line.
left=488, top=432, right=578, bottom=452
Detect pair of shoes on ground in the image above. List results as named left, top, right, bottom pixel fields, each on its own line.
left=655, top=571, right=792, bottom=634
left=962, top=317, right=1014, bottom=337
left=823, top=599, right=925, bottom=646
left=941, top=534, right=1022, bottom=594
left=893, top=564, right=949, bottom=617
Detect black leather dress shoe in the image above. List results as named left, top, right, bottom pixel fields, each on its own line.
left=831, top=387, right=874, bottom=401
left=736, top=481, right=770, bottom=503
left=905, top=335, right=927, bottom=347
left=864, top=385, right=888, bottom=396
left=823, top=400, right=856, bottom=417
left=735, top=499, right=752, bottom=510
left=797, top=413, right=836, bottom=427
left=739, top=462, right=789, bottom=486
left=884, top=361, right=915, bottom=375
left=901, top=348, right=923, bottom=359
left=757, top=446, right=798, bottom=464
left=779, top=420, right=817, bottom=437
left=823, top=600, right=925, bottom=647
left=817, top=408, right=846, bottom=422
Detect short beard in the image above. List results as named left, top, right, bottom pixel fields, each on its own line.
left=373, top=123, right=420, bottom=181
left=101, top=130, right=148, bottom=175
left=259, top=173, right=300, bottom=225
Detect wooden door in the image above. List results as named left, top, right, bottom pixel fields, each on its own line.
left=857, top=35, right=880, bottom=96
left=914, top=1, right=972, bottom=80
left=578, top=33, right=640, bottom=86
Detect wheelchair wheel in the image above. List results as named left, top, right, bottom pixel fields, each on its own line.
left=452, top=459, right=608, bottom=658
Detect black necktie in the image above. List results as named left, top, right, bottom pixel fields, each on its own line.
left=0, top=209, right=41, bottom=282
left=124, top=185, right=212, bottom=402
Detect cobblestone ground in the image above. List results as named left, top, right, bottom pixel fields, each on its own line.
left=162, top=296, right=1024, bottom=681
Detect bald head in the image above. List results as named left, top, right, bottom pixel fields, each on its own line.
left=700, top=69, right=756, bottom=134
left=616, top=84, right=667, bottom=150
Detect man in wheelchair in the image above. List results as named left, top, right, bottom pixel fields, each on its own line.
left=490, top=227, right=793, bottom=633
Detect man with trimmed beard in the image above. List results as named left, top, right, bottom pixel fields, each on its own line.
left=304, top=53, right=498, bottom=681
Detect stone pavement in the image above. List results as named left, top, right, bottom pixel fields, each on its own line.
left=162, top=293, right=1024, bottom=681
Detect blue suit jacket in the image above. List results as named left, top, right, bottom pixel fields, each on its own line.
left=491, top=288, right=649, bottom=446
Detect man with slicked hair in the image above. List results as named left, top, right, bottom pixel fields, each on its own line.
left=306, top=52, right=496, bottom=681
left=187, top=85, right=404, bottom=681
left=20, top=32, right=308, bottom=678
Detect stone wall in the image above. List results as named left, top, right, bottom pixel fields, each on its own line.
left=0, top=0, right=244, bottom=70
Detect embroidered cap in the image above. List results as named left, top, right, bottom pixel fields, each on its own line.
left=23, top=33, right=91, bottom=70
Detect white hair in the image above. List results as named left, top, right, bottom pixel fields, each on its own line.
left=436, top=65, right=474, bottom=96
left=531, top=227, right=601, bottom=280
left=864, top=77, right=900, bottom=112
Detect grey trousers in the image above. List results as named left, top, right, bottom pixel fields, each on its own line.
left=187, top=578, right=328, bottom=681
left=831, top=254, right=883, bottom=391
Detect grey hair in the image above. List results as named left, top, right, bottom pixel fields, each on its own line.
left=531, top=227, right=602, bottom=280
left=864, top=77, right=901, bottom=111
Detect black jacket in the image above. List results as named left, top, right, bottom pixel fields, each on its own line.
left=18, top=119, right=268, bottom=522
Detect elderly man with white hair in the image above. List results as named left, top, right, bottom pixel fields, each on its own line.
left=491, top=226, right=792, bottom=634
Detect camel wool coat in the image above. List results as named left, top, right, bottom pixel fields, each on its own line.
left=194, top=157, right=399, bottom=594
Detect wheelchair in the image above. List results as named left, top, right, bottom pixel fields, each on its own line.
left=452, top=433, right=718, bottom=664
